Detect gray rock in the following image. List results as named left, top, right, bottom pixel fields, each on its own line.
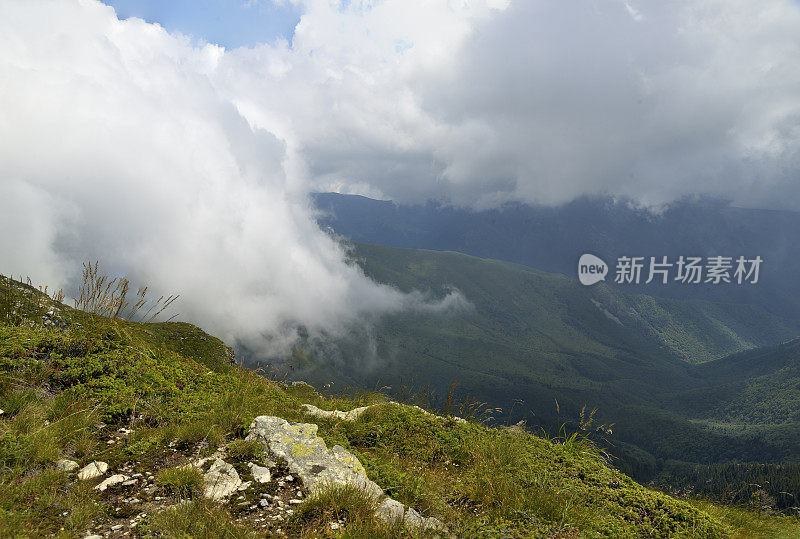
left=77, top=461, right=108, bottom=480
left=55, top=458, right=79, bottom=472
left=248, top=462, right=271, bottom=483
left=247, top=415, right=447, bottom=533
left=94, top=474, right=130, bottom=491
left=375, top=498, right=443, bottom=530
left=203, top=459, right=242, bottom=500
left=247, top=416, right=383, bottom=498
left=301, top=403, right=371, bottom=422
left=259, top=498, right=269, bottom=508
left=375, top=497, right=405, bottom=523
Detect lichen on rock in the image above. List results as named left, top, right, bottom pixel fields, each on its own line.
left=247, top=415, right=445, bottom=532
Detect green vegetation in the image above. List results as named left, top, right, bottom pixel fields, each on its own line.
left=2, top=273, right=797, bottom=536
left=655, top=461, right=800, bottom=513
left=286, top=243, right=800, bottom=499
left=286, top=484, right=393, bottom=537
left=226, top=438, right=265, bottom=462
left=156, top=466, right=205, bottom=498
left=144, top=498, right=259, bottom=538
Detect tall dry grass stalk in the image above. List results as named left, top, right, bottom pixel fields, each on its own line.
left=73, top=262, right=179, bottom=323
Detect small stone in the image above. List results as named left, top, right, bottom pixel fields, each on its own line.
left=376, top=498, right=405, bottom=524
left=83, top=535, right=103, bottom=539
left=203, top=459, right=242, bottom=500
left=55, top=459, right=79, bottom=472
left=77, top=461, right=109, bottom=480
left=289, top=499, right=302, bottom=504
left=330, top=522, right=340, bottom=530
left=111, top=524, right=124, bottom=530
left=284, top=475, right=294, bottom=482
left=259, top=499, right=269, bottom=508
left=94, top=474, right=130, bottom=491
left=0, top=409, right=4, bottom=416
left=248, top=463, right=271, bottom=483
left=122, top=479, right=137, bottom=486
left=128, top=498, right=141, bottom=504
left=237, top=481, right=252, bottom=491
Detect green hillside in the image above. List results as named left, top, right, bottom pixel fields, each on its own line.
left=289, top=243, right=800, bottom=483
left=5, top=275, right=797, bottom=537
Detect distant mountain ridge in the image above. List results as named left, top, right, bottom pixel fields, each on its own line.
left=305, top=193, right=800, bottom=491
left=312, top=192, right=800, bottom=319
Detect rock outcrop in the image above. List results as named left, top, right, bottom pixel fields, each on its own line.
left=247, top=415, right=444, bottom=532
left=300, top=403, right=371, bottom=422
left=301, top=402, right=467, bottom=425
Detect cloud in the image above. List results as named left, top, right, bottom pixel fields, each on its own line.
left=215, top=0, right=800, bottom=210
left=0, top=0, right=439, bottom=357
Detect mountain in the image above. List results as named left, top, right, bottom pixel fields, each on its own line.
left=313, top=192, right=800, bottom=320
left=6, top=274, right=794, bottom=537
left=285, top=243, right=800, bottom=485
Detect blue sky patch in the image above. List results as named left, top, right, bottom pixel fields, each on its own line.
left=102, top=0, right=302, bottom=49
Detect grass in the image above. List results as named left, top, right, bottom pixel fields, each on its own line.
left=0, top=468, right=99, bottom=536
left=0, top=272, right=798, bottom=537
left=156, top=466, right=205, bottom=498
left=286, top=484, right=391, bottom=537
left=226, top=439, right=264, bottom=462
left=689, top=499, right=800, bottom=539
left=144, top=498, right=259, bottom=538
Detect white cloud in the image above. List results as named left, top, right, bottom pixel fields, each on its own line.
left=0, top=0, right=434, bottom=356
left=215, top=0, right=800, bottom=210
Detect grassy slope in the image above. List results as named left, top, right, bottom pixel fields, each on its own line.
left=0, top=276, right=795, bottom=537
left=290, top=243, right=800, bottom=473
